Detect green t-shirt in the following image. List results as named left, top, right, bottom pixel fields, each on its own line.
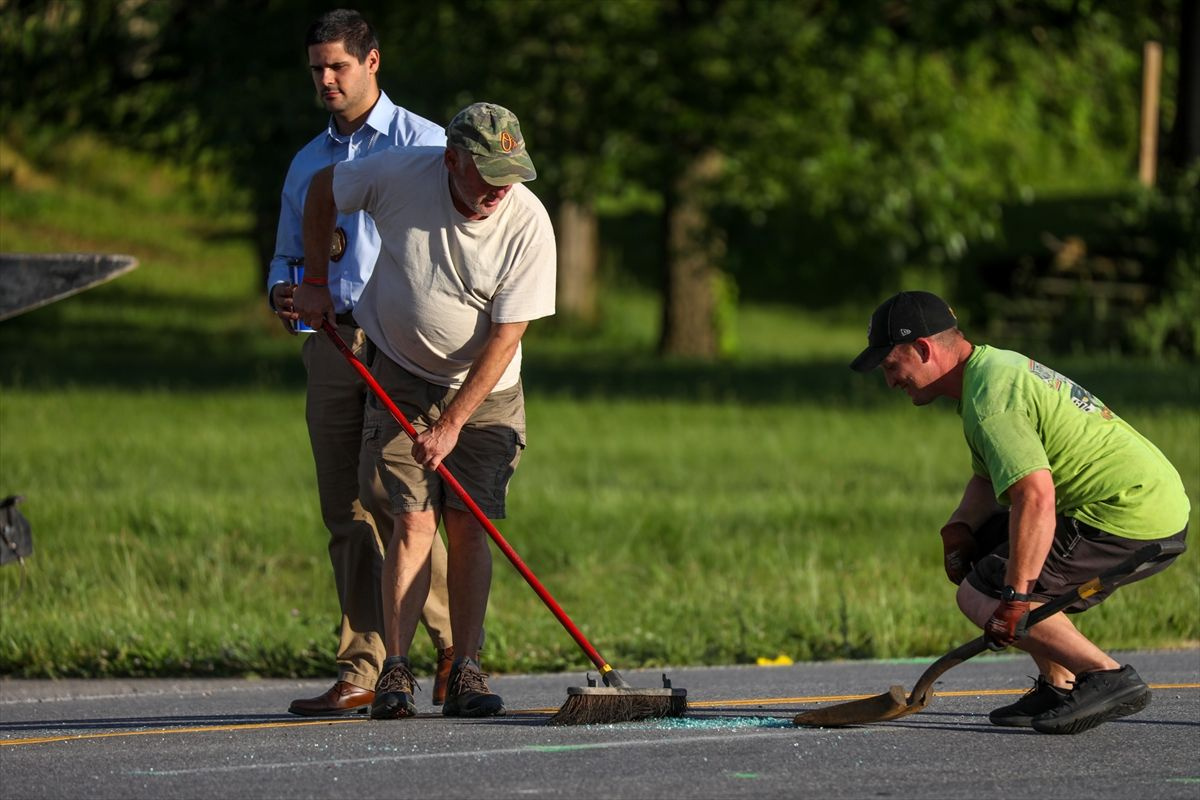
left=959, top=345, right=1190, bottom=539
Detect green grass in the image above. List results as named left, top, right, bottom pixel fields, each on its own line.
left=0, top=135, right=1196, bottom=679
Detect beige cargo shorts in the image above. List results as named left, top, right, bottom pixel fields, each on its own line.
left=363, top=353, right=525, bottom=519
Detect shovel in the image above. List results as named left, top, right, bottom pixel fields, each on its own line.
left=794, top=538, right=1186, bottom=727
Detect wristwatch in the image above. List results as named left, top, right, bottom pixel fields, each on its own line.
left=1001, top=585, right=1032, bottom=602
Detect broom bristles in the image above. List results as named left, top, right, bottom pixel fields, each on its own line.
left=547, top=691, right=688, bottom=726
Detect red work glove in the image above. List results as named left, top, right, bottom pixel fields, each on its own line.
left=940, top=522, right=976, bottom=585
left=984, top=599, right=1031, bottom=650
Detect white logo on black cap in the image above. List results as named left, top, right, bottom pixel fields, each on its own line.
left=899, top=327, right=912, bottom=336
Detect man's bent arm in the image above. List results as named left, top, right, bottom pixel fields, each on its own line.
left=946, top=474, right=1003, bottom=531
left=413, top=320, right=529, bottom=472
left=294, top=164, right=338, bottom=328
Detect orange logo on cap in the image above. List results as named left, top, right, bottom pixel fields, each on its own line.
left=499, top=132, right=516, bottom=153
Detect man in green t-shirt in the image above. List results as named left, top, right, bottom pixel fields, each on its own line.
left=850, top=290, right=1189, bottom=735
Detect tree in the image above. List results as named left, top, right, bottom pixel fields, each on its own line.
left=1167, top=0, right=1199, bottom=169
left=6, top=0, right=1188, bottom=358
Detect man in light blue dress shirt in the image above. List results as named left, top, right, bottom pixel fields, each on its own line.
left=266, top=8, right=456, bottom=717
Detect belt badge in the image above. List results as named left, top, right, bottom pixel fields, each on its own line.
left=330, top=227, right=347, bottom=262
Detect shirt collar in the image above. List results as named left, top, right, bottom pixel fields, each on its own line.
left=364, top=90, right=397, bottom=137
left=324, top=90, right=397, bottom=143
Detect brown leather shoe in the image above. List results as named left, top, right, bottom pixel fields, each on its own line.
left=288, top=681, right=374, bottom=716
left=432, top=647, right=454, bottom=706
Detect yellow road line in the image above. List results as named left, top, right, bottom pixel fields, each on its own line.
left=688, top=682, right=1200, bottom=708
left=2, top=683, right=1196, bottom=747
left=0, top=717, right=365, bottom=747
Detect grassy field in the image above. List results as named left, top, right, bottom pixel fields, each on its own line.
left=0, top=136, right=1197, bottom=679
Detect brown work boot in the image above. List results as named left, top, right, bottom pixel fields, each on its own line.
left=370, top=656, right=419, bottom=720
left=432, top=647, right=454, bottom=706
left=288, top=681, right=373, bottom=716
left=442, top=656, right=505, bottom=718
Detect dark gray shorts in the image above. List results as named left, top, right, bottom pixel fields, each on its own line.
left=965, top=511, right=1187, bottom=612
left=362, top=352, right=526, bottom=519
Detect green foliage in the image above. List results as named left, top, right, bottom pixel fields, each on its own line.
left=1118, top=167, right=1200, bottom=357
left=6, top=0, right=1186, bottom=305
left=720, top=9, right=1170, bottom=304
left=712, top=270, right=740, bottom=358
left=1127, top=260, right=1200, bottom=358
left=954, top=164, right=1200, bottom=359
left=2, top=130, right=245, bottom=218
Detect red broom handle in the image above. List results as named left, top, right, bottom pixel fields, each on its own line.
left=320, top=321, right=615, bottom=678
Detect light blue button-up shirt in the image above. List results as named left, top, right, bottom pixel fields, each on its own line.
left=267, top=91, right=446, bottom=313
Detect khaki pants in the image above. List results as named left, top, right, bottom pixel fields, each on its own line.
left=301, top=323, right=452, bottom=691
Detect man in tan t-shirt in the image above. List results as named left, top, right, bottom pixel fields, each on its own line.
left=295, top=102, right=555, bottom=719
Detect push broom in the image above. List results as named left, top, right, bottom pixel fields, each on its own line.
left=321, top=321, right=686, bottom=725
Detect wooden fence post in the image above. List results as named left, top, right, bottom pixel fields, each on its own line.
left=1139, top=41, right=1163, bottom=187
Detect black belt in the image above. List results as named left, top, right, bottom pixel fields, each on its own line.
left=335, top=311, right=357, bottom=327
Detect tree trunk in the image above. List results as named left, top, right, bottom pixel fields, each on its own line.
left=1168, top=0, right=1199, bottom=169
left=555, top=199, right=599, bottom=324
left=659, top=149, right=726, bottom=358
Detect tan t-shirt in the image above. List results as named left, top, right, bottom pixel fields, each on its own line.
left=334, top=146, right=556, bottom=389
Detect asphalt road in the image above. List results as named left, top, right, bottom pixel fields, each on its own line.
left=2, top=648, right=1197, bottom=800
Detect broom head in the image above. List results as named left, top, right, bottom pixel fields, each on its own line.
left=548, top=673, right=687, bottom=726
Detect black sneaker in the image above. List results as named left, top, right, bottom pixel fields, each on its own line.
left=988, top=676, right=1069, bottom=727
left=1031, top=665, right=1151, bottom=735
left=370, top=656, right=419, bottom=720
left=442, top=657, right=505, bottom=718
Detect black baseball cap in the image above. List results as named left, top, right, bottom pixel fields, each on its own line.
left=849, top=291, right=958, bottom=372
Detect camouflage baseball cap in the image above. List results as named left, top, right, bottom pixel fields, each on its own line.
left=447, top=102, right=537, bottom=186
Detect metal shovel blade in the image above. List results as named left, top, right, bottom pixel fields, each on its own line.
left=793, top=642, right=972, bottom=727
left=793, top=684, right=911, bottom=727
